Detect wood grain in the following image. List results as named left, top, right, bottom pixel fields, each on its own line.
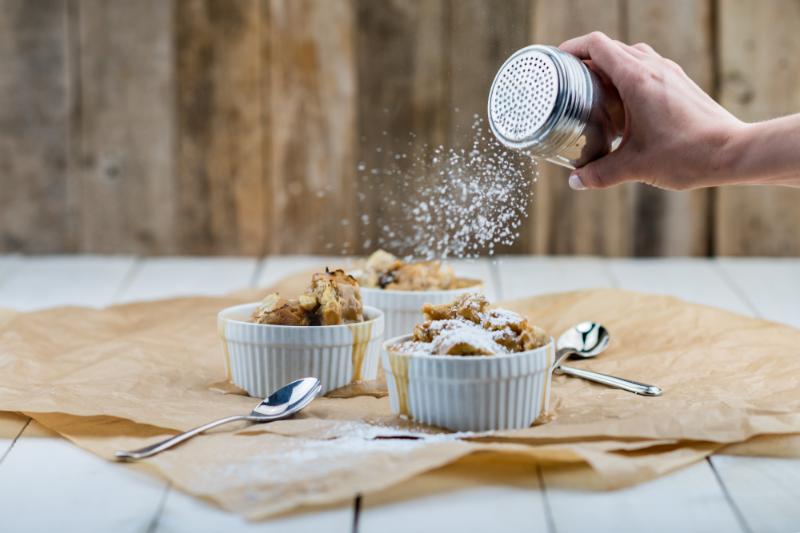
left=447, top=0, right=531, bottom=141
left=0, top=0, right=71, bottom=252
left=72, top=0, right=177, bottom=253
left=355, top=0, right=449, bottom=256
left=0, top=0, right=798, bottom=256
left=176, top=0, right=266, bottom=255
left=530, top=0, right=634, bottom=256
left=627, top=0, right=713, bottom=256
left=268, top=0, right=358, bottom=254
left=448, top=0, right=533, bottom=253
left=716, top=0, right=800, bottom=255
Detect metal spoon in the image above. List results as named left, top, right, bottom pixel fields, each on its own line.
left=555, top=322, right=662, bottom=396
left=115, top=377, right=322, bottom=461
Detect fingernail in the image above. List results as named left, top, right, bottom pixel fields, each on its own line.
left=568, top=174, right=587, bottom=190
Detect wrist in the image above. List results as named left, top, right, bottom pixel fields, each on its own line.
left=704, top=120, right=752, bottom=186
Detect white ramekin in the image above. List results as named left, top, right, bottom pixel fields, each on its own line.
left=218, top=304, right=384, bottom=397
left=360, top=281, right=483, bottom=339
left=381, top=335, right=555, bottom=432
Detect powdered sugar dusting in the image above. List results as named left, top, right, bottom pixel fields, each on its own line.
left=397, top=305, right=530, bottom=356
left=486, top=308, right=526, bottom=329
left=202, top=421, right=490, bottom=488
left=422, top=319, right=506, bottom=354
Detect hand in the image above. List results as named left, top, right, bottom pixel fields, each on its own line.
left=559, top=32, right=744, bottom=191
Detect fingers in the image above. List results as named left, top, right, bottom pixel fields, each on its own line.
left=559, top=32, right=630, bottom=79
left=560, top=33, right=664, bottom=73
left=632, top=42, right=659, bottom=56
left=613, top=39, right=647, bottom=59
left=568, top=149, right=635, bottom=190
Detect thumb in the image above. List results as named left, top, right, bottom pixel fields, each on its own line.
left=568, top=149, right=633, bottom=190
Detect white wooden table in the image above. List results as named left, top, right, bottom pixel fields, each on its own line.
left=0, top=255, right=799, bottom=533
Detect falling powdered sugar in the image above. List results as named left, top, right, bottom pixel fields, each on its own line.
left=356, top=116, right=538, bottom=259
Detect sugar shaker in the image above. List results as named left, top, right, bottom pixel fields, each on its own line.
left=487, top=44, right=625, bottom=169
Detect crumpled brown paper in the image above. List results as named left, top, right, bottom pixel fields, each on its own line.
left=2, top=275, right=800, bottom=519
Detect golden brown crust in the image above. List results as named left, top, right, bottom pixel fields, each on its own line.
left=422, top=293, right=489, bottom=323
left=309, top=269, right=364, bottom=325
left=251, top=294, right=311, bottom=326
left=357, top=250, right=460, bottom=291
left=251, top=269, right=364, bottom=326
left=412, top=320, right=436, bottom=343
left=384, top=261, right=455, bottom=291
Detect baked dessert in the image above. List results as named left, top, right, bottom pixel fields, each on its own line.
left=252, top=269, right=364, bottom=326
left=381, top=293, right=553, bottom=430
left=356, top=250, right=475, bottom=291
left=391, top=293, right=547, bottom=356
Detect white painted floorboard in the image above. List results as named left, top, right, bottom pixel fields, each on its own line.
left=607, top=259, right=753, bottom=533
left=1, top=256, right=799, bottom=533
left=157, top=489, right=353, bottom=533
left=0, top=414, right=28, bottom=465
left=0, top=251, right=20, bottom=464
left=542, top=462, right=743, bottom=533
left=493, top=256, right=613, bottom=299
left=710, top=258, right=800, bottom=533
left=0, top=256, right=167, bottom=532
left=494, top=257, right=746, bottom=533
left=117, top=257, right=259, bottom=303
left=359, top=461, right=549, bottom=533
left=611, top=257, right=800, bottom=533
left=0, top=433, right=168, bottom=533
left=0, top=255, right=135, bottom=311
left=717, top=258, right=800, bottom=328
left=710, top=456, right=800, bottom=533
left=0, top=254, right=20, bottom=284
left=606, top=258, right=752, bottom=315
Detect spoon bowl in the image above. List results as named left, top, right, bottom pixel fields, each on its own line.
left=252, top=377, right=321, bottom=418
left=554, top=321, right=610, bottom=369
left=557, top=321, right=610, bottom=359
left=554, top=322, right=662, bottom=397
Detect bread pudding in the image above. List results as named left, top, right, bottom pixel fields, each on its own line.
left=391, top=293, right=547, bottom=356
left=356, top=250, right=475, bottom=291
left=252, top=269, right=364, bottom=326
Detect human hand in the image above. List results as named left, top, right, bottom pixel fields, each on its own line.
left=560, top=32, right=744, bottom=191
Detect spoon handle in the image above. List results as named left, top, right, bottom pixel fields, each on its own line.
left=115, top=415, right=252, bottom=461
left=558, top=364, right=663, bottom=396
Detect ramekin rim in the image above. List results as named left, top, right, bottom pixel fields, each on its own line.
left=218, top=303, right=384, bottom=329
left=381, top=333, right=554, bottom=360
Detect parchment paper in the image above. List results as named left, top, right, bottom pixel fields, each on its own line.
left=1, top=275, right=800, bottom=519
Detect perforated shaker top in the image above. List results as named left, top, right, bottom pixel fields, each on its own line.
left=488, top=48, right=559, bottom=145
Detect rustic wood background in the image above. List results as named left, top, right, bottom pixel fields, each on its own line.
left=1, top=0, right=798, bottom=257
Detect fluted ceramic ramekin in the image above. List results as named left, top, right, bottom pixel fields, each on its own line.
left=218, top=304, right=384, bottom=397
left=381, top=335, right=555, bottom=432
left=361, top=281, right=483, bottom=339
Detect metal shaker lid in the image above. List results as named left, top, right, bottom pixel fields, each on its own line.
left=488, top=45, right=562, bottom=150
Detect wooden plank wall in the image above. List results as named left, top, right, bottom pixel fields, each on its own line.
left=0, top=0, right=798, bottom=256
left=716, top=0, right=800, bottom=255
left=0, top=0, right=71, bottom=252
